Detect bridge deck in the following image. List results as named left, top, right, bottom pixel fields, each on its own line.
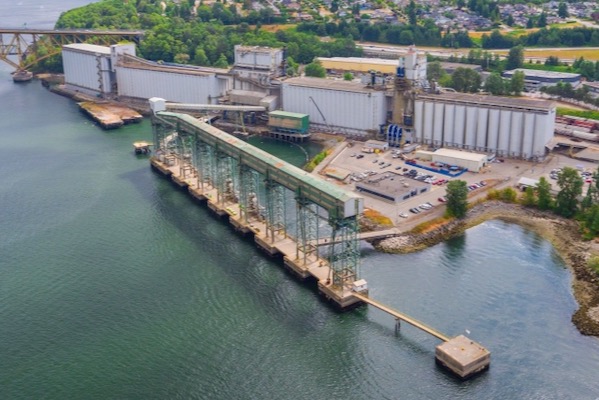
left=351, top=292, right=450, bottom=342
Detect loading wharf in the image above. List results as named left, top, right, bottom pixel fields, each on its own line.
left=147, top=98, right=490, bottom=378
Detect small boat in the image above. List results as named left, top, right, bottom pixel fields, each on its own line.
left=133, top=141, right=152, bottom=155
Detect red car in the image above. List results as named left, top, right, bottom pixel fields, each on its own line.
left=438, top=196, right=447, bottom=203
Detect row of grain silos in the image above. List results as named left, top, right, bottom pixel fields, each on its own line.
left=413, top=93, right=556, bottom=160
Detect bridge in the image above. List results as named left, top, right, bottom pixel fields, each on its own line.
left=0, top=28, right=144, bottom=73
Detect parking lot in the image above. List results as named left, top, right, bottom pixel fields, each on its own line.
left=322, top=145, right=599, bottom=230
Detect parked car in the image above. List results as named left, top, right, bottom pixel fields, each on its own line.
left=399, top=212, right=408, bottom=218
left=438, top=196, right=447, bottom=203
left=409, top=208, right=420, bottom=214
left=356, top=154, right=364, bottom=159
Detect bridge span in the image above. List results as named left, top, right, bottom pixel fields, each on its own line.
left=0, top=28, right=144, bottom=73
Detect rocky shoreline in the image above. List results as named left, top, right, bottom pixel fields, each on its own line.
left=372, top=201, right=599, bottom=337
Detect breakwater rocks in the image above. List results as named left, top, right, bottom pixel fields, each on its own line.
left=372, top=201, right=599, bottom=337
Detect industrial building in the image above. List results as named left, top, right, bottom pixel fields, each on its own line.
left=415, top=148, right=489, bottom=172
left=61, top=43, right=560, bottom=160
left=62, top=43, right=136, bottom=96
left=281, top=77, right=387, bottom=136
left=412, top=92, right=556, bottom=160
left=115, top=55, right=231, bottom=104
left=356, top=173, right=430, bottom=203
left=502, top=69, right=581, bottom=91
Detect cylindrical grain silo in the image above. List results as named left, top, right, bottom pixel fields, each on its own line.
left=487, top=109, right=500, bottom=154
left=521, top=112, right=535, bottom=160
left=509, top=111, right=524, bottom=158
left=464, top=106, right=477, bottom=149
left=432, top=102, right=445, bottom=146
left=443, top=104, right=455, bottom=147
left=423, top=102, right=434, bottom=144
left=453, top=105, right=466, bottom=148
left=414, top=100, right=424, bottom=143
left=497, top=110, right=511, bottom=156
left=475, top=107, right=489, bottom=151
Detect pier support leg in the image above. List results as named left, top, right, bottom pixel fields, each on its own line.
left=395, top=318, right=401, bottom=335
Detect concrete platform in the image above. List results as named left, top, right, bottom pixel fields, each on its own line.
left=435, top=335, right=490, bottom=379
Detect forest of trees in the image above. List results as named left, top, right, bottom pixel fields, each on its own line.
left=52, top=0, right=362, bottom=69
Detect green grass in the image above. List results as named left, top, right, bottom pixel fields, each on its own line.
left=557, top=108, right=599, bottom=120
left=522, top=63, right=574, bottom=73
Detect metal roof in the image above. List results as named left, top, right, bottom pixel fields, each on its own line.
left=269, top=110, right=308, bottom=119
left=417, top=92, right=556, bottom=113
left=155, top=111, right=362, bottom=219
left=434, top=148, right=488, bottom=162
left=63, top=43, right=111, bottom=55
left=283, top=77, right=382, bottom=93
left=504, top=68, right=580, bottom=79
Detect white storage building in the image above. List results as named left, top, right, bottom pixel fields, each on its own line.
left=281, top=77, right=387, bottom=136
left=62, top=43, right=135, bottom=96
left=413, top=92, right=556, bottom=160
left=115, top=55, right=231, bottom=104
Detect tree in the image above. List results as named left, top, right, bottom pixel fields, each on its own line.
left=451, top=67, right=481, bottom=93
left=506, top=15, right=514, bottom=27
left=484, top=73, right=505, bottom=95
left=445, top=180, right=468, bottom=219
left=555, top=166, right=583, bottom=218
left=427, top=61, right=446, bottom=81
left=509, top=70, right=525, bottom=96
left=537, top=12, right=547, bottom=28
left=536, top=177, right=553, bottom=211
left=213, top=54, right=229, bottom=69
left=558, top=2, right=569, bottom=19
left=506, top=45, right=524, bottom=70
left=522, top=186, right=537, bottom=207
left=407, top=0, right=417, bottom=26
left=304, top=60, right=326, bottom=78
left=343, top=72, right=353, bottom=81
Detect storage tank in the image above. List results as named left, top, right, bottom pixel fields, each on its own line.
left=521, top=112, right=535, bottom=159
left=63, top=44, right=113, bottom=95
left=487, top=109, right=500, bottom=153
left=432, top=102, right=445, bottom=146
left=414, top=100, right=424, bottom=143
left=464, top=106, right=477, bottom=149
left=533, top=113, right=549, bottom=159
left=475, top=108, right=489, bottom=151
left=497, top=110, right=511, bottom=156
left=443, top=104, right=455, bottom=147
left=423, top=102, right=434, bottom=144
left=453, top=105, right=466, bottom=148
left=509, top=111, right=524, bottom=157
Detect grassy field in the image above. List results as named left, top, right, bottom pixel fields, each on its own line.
left=493, top=48, right=599, bottom=61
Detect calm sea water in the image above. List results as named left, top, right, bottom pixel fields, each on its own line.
left=1, top=4, right=599, bottom=399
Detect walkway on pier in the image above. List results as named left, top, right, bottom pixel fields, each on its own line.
left=313, top=228, right=401, bottom=246
left=352, top=293, right=450, bottom=342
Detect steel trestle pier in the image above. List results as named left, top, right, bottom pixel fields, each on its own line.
left=149, top=98, right=365, bottom=309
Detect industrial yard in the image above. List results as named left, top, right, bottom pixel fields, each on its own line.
left=319, top=141, right=599, bottom=230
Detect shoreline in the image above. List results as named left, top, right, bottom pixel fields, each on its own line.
left=372, top=201, right=599, bottom=337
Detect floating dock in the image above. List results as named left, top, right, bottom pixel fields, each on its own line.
left=352, top=293, right=490, bottom=379
left=79, top=101, right=142, bottom=129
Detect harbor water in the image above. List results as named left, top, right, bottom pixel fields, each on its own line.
left=1, top=3, right=599, bottom=399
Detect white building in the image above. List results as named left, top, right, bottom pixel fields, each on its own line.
left=416, top=148, right=488, bottom=172
left=413, top=92, right=556, bottom=160
left=502, top=69, right=581, bottom=91
left=62, top=43, right=135, bottom=96
left=281, top=77, right=387, bottom=136
left=114, top=54, right=231, bottom=104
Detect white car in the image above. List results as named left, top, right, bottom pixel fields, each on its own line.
left=399, top=212, right=408, bottom=218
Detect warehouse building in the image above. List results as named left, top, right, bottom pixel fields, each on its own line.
left=413, top=92, right=556, bottom=160
left=281, top=77, right=387, bottom=136
left=415, top=148, right=488, bottom=172
left=502, top=69, right=581, bottom=91
left=62, top=43, right=135, bottom=96
left=114, top=54, right=231, bottom=104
